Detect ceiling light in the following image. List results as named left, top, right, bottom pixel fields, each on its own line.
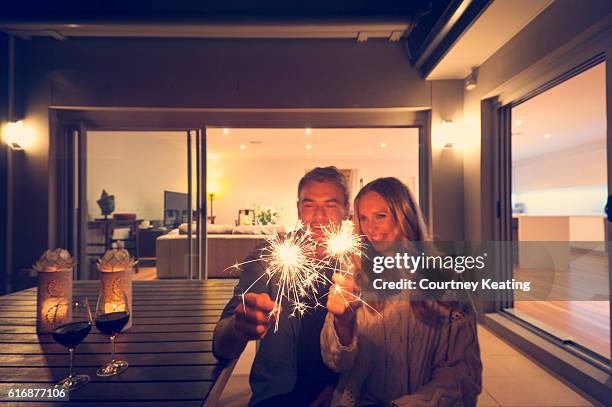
left=544, top=133, right=551, bottom=139
left=464, top=66, right=478, bottom=91
left=306, top=144, right=312, bottom=150
left=305, top=128, right=312, bottom=135
left=380, top=142, right=387, bottom=148
left=240, top=144, right=246, bottom=150
left=515, top=119, right=523, bottom=126
left=223, top=128, right=229, bottom=135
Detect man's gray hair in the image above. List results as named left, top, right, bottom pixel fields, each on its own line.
left=298, top=166, right=349, bottom=206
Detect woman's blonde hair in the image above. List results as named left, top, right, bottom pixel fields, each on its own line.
left=354, top=177, right=429, bottom=242
left=354, top=177, right=455, bottom=324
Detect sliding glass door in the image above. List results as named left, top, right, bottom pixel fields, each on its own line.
left=64, top=128, right=204, bottom=281
left=501, top=60, right=610, bottom=362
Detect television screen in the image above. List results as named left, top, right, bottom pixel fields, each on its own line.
left=163, top=191, right=189, bottom=228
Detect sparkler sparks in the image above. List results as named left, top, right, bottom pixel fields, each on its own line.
left=230, top=224, right=327, bottom=332
left=227, top=220, right=374, bottom=332
left=322, top=220, right=363, bottom=270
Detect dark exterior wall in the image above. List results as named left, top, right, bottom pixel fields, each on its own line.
left=431, top=80, right=464, bottom=241
left=22, top=37, right=430, bottom=109
left=9, top=36, right=436, bottom=290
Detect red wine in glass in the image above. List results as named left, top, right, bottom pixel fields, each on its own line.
left=53, top=322, right=91, bottom=349
left=95, top=291, right=130, bottom=377
left=95, top=311, right=130, bottom=336
left=51, top=297, right=93, bottom=392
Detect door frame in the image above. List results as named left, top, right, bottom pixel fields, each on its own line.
left=50, top=108, right=432, bottom=281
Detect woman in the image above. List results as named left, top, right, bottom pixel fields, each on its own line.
left=321, top=177, right=482, bottom=407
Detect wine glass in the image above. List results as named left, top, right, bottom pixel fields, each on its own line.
left=95, top=290, right=130, bottom=377
left=51, top=297, right=93, bottom=392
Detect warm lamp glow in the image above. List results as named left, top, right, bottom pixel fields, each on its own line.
left=442, top=120, right=455, bottom=149
left=207, top=181, right=220, bottom=195
left=3, top=120, right=28, bottom=150
left=434, top=120, right=464, bottom=150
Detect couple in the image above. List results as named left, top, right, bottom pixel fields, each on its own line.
left=213, top=167, right=482, bottom=407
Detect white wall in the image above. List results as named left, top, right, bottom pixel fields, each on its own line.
left=513, top=142, right=606, bottom=215
left=514, top=144, right=606, bottom=192
left=513, top=185, right=606, bottom=216
left=86, top=131, right=187, bottom=221
left=207, top=157, right=419, bottom=227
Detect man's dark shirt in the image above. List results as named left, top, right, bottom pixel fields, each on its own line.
left=214, top=243, right=338, bottom=406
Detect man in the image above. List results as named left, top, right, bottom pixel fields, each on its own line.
left=213, top=166, right=350, bottom=406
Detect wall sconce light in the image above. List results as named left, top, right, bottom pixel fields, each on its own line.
left=441, top=120, right=455, bottom=149
left=464, top=67, right=478, bottom=91
left=4, top=120, right=26, bottom=150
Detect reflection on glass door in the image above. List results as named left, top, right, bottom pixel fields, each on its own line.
left=78, top=130, right=200, bottom=281
left=508, top=62, right=610, bottom=360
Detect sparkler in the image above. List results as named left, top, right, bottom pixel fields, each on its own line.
left=322, top=220, right=363, bottom=270
left=227, top=220, right=375, bottom=332
left=228, top=224, right=327, bottom=332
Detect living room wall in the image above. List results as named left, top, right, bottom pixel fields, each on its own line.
left=207, top=156, right=419, bottom=228
left=513, top=140, right=606, bottom=216
left=86, top=131, right=188, bottom=222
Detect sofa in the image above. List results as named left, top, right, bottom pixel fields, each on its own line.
left=155, top=224, right=286, bottom=279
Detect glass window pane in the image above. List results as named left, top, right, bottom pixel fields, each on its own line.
left=510, top=62, right=610, bottom=360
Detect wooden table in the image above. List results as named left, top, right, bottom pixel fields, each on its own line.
left=0, top=280, right=238, bottom=406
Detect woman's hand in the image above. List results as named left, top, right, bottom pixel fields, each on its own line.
left=326, top=273, right=362, bottom=346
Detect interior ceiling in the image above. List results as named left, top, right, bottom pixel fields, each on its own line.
left=511, top=62, right=606, bottom=162
left=428, top=0, right=554, bottom=79
left=206, top=127, right=419, bottom=160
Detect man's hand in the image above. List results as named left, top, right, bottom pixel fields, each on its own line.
left=326, top=273, right=361, bottom=346
left=233, top=293, right=277, bottom=341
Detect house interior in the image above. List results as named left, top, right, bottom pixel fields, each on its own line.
left=0, top=0, right=610, bottom=405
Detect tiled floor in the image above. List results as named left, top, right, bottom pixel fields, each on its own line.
left=218, top=324, right=597, bottom=406
left=476, top=326, right=595, bottom=407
